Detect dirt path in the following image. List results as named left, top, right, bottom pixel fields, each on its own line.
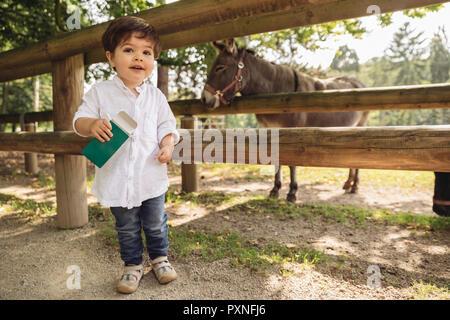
left=0, top=152, right=448, bottom=300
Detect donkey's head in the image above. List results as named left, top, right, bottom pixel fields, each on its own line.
left=201, top=39, right=250, bottom=109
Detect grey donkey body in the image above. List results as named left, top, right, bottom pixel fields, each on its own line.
left=201, top=39, right=369, bottom=201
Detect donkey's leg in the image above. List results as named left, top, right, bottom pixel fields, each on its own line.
left=350, top=169, right=360, bottom=193
left=269, top=165, right=282, bottom=198
left=343, top=168, right=356, bottom=193
left=287, top=166, right=298, bottom=202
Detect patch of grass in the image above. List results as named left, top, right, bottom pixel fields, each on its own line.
left=199, top=163, right=266, bottom=181
left=361, top=170, right=434, bottom=189
left=91, top=205, right=119, bottom=247
left=35, top=172, right=55, bottom=188
left=0, top=193, right=18, bottom=203
left=27, top=172, right=93, bottom=190
left=166, top=189, right=236, bottom=207
left=98, top=225, right=119, bottom=247
left=88, top=203, right=110, bottom=221
left=0, top=192, right=55, bottom=220
left=93, top=206, right=323, bottom=273
left=169, top=227, right=323, bottom=273
left=87, top=175, right=94, bottom=190
left=370, top=209, right=449, bottom=231
left=409, top=281, right=450, bottom=300
left=230, top=197, right=449, bottom=231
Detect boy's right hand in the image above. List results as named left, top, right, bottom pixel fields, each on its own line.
left=89, top=119, right=113, bottom=143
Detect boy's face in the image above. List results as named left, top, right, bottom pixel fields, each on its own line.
left=106, top=32, right=155, bottom=89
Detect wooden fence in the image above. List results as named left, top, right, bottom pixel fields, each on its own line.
left=0, top=0, right=449, bottom=228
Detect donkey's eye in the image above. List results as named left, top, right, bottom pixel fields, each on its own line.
left=215, top=65, right=226, bottom=72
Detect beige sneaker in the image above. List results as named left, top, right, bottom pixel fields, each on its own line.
left=117, top=264, right=144, bottom=294
left=151, top=256, right=177, bottom=284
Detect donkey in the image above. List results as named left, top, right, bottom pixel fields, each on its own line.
left=201, top=39, right=369, bottom=202
left=433, top=172, right=450, bottom=216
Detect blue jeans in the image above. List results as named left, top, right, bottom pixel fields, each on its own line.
left=110, top=193, right=169, bottom=265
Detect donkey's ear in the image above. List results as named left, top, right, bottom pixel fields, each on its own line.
left=212, top=41, right=226, bottom=54
left=223, top=38, right=238, bottom=56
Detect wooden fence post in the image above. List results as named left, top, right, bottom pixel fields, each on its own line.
left=23, top=123, right=38, bottom=174
left=181, top=115, right=199, bottom=193
left=52, top=54, right=88, bottom=229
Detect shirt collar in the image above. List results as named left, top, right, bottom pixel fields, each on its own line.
left=113, top=75, right=147, bottom=95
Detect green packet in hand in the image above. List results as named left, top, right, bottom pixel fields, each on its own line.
left=81, top=111, right=137, bottom=168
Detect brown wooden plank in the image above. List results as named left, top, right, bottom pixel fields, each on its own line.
left=168, top=83, right=450, bottom=115
left=2, top=126, right=449, bottom=171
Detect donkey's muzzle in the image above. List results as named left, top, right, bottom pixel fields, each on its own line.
left=201, top=89, right=220, bottom=110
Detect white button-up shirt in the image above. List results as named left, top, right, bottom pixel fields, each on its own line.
left=73, top=75, right=180, bottom=209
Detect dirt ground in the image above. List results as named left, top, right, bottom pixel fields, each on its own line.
left=0, top=152, right=448, bottom=300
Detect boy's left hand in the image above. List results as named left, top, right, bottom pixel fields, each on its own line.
left=155, top=133, right=175, bottom=163
left=155, top=145, right=174, bottom=163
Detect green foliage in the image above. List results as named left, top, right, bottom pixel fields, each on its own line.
left=386, top=22, right=427, bottom=86
left=378, top=5, right=443, bottom=27
left=0, top=0, right=61, bottom=50
left=429, top=26, right=450, bottom=83
left=402, top=5, right=443, bottom=19
left=332, top=21, right=449, bottom=126
left=103, top=0, right=160, bottom=18
left=0, top=1, right=447, bottom=127
left=164, top=43, right=217, bottom=99
left=410, top=281, right=450, bottom=300
left=0, top=73, right=53, bottom=122
left=330, top=45, right=360, bottom=72
left=225, top=113, right=259, bottom=129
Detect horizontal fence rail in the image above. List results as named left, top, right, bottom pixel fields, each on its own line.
left=1, top=83, right=449, bottom=124
left=170, top=83, right=450, bottom=115
left=1, top=126, right=449, bottom=172
left=0, top=0, right=447, bottom=82
left=0, top=110, right=53, bottom=124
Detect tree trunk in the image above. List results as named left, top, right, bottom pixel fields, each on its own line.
left=157, top=64, right=169, bottom=98
left=33, top=76, right=39, bottom=116
left=23, top=76, right=40, bottom=174
left=0, top=82, right=9, bottom=132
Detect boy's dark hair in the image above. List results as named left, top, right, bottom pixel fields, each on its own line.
left=102, top=16, right=161, bottom=60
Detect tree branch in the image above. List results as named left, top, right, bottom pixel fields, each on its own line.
left=54, top=0, right=67, bottom=32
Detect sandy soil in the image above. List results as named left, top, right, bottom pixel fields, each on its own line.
left=0, top=152, right=448, bottom=300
